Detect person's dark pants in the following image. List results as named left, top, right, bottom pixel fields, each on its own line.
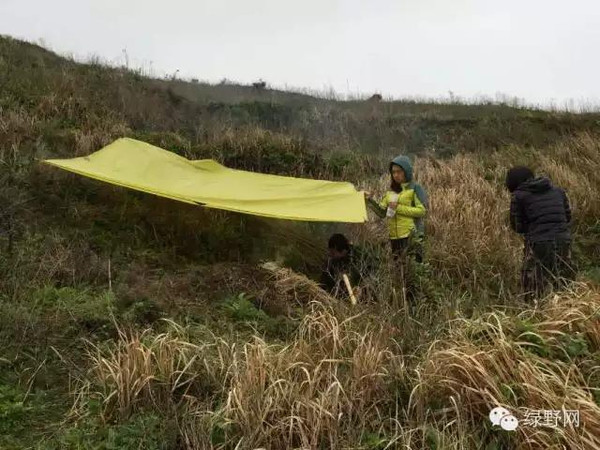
left=521, top=239, right=576, bottom=299
left=390, top=238, right=409, bottom=261
left=390, top=237, right=424, bottom=263
left=390, top=238, right=424, bottom=310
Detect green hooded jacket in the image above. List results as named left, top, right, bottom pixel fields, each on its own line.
left=367, top=155, right=428, bottom=240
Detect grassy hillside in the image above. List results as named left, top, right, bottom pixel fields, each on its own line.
left=4, top=35, right=600, bottom=163
left=1, top=35, right=599, bottom=449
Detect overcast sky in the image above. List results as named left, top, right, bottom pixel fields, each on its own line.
left=1, top=0, right=599, bottom=107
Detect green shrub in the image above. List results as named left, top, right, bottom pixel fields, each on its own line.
left=50, top=413, right=174, bottom=450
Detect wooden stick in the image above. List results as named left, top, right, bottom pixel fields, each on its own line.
left=342, top=274, right=357, bottom=305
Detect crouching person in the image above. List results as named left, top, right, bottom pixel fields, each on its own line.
left=319, top=233, right=369, bottom=301
left=505, top=166, right=576, bottom=300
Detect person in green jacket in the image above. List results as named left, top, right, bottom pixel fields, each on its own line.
left=365, top=155, right=428, bottom=262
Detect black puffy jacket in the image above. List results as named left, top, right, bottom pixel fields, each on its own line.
left=510, top=177, right=571, bottom=243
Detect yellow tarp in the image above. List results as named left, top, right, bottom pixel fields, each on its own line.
left=43, top=138, right=367, bottom=223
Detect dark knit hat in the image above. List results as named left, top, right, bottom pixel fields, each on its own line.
left=505, top=166, right=535, bottom=192
left=328, top=233, right=350, bottom=252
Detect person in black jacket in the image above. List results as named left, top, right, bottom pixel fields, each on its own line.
left=319, top=234, right=369, bottom=300
left=506, top=166, right=576, bottom=299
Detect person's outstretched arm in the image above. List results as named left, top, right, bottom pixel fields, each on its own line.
left=365, top=193, right=387, bottom=218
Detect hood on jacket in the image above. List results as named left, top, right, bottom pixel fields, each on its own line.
left=518, top=177, right=553, bottom=193
left=389, top=155, right=413, bottom=182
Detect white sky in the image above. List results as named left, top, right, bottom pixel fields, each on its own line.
left=1, top=0, right=599, bottom=107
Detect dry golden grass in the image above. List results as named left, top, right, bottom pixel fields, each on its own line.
left=202, top=303, right=406, bottom=448
left=78, top=305, right=407, bottom=448
left=413, top=285, right=600, bottom=449
left=260, top=261, right=334, bottom=306
left=77, top=321, right=234, bottom=423
left=419, top=155, right=521, bottom=295
left=74, top=283, right=599, bottom=449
